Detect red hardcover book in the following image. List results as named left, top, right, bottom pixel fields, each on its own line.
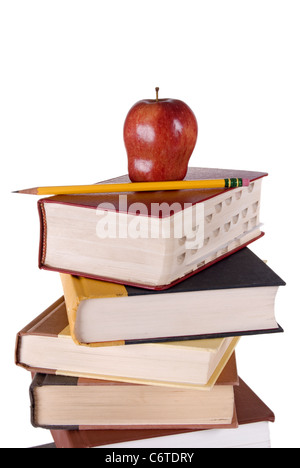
left=38, top=167, right=267, bottom=290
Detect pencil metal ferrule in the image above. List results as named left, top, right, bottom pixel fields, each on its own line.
left=224, top=178, right=243, bottom=188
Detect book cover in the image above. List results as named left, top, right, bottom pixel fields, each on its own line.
left=38, top=167, right=267, bottom=290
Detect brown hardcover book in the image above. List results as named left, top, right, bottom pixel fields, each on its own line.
left=50, top=378, right=275, bottom=448
left=16, top=295, right=240, bottom=390
left=38, top=167, right=267, bottom=290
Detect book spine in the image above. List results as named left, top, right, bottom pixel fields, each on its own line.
left=15, top=296, right=66, bottom=367
left=30, top=374, right=79, bottom=430
left=37, top=199, right=48, bottom=268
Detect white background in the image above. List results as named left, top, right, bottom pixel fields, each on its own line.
left=0, top=1, right=299, bottom=448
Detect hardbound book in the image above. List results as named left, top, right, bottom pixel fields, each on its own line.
left=29, top=369, right=238, bottom=430
left=15, top=297, right=239, bottom=389
left=38, top=167, right=267, bottom=290
left=59, top=248, right=285, bottom=346
left=50, top=378, right=275, bottom=448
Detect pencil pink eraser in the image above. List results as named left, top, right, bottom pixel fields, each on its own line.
left=242, top=178, right=250, bottom=187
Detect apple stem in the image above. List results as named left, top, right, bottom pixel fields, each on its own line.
left=155, top=87, right=159, bottom=102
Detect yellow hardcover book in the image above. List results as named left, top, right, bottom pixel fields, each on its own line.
left=60, top=273, right=128, bottom=346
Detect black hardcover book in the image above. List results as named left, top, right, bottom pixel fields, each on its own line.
left=60, top=247, right=285, bottom=346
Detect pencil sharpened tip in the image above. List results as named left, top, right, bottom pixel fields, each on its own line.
left=12, top=187, right=38, bottom=195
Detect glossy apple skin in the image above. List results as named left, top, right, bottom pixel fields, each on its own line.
left=123, top=98, right=198, bottom=182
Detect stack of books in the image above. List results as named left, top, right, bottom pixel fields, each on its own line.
left=15, top=167, right=285, bottom=449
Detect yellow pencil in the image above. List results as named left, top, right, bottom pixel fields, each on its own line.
left=13, top=178, right=250, bottom=196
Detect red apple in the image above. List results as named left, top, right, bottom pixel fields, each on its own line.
left=123, top=88, right=198, bottom=182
